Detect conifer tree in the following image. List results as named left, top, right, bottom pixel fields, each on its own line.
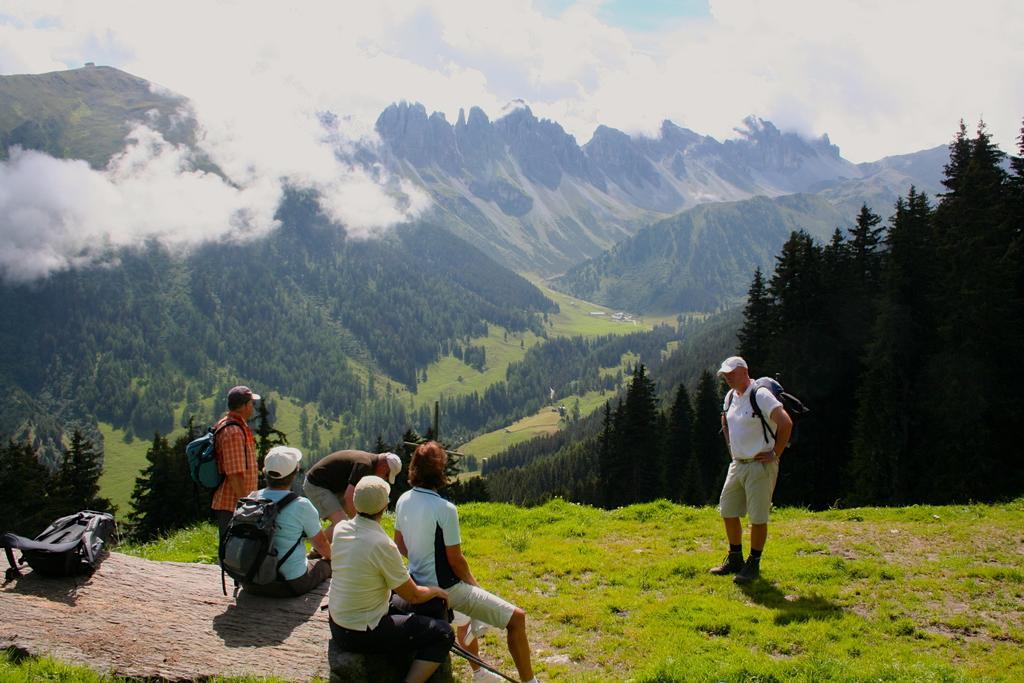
left=0, top=440, right=54, bottom=535
left=53, top=429, right=114, bottom=514
left=299, top=409, right=310, bottom=447
left=848, top=204, right=885, bottom=291
left=691, top=370, right=727, bottom=504
left=766, top=230, right=843, bottom=507
left=850, top=189, right=933, bottom=503
left=736, top=267, right=772, bottom=370
left=128, top=426, right=208, bottom=541
left=597, top=402, right=614, bottom=506
left=255, top=398, right=288, bottom=468
left=664, top=383, right=700, bottom=504
left=923, top=120, right=1014, bottom=500
left=599, top=400, right=628, bottom=508
left=620, top=364, right=661, bottom=503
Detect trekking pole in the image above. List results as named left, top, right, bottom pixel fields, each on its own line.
left=450, top=642, right=520, bottom=683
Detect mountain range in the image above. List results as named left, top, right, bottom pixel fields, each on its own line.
left=1, top=65, right=948, bottom=285
left=0, top=65, right=953, bottom=464
left=373, top=101, right=946, bottom=276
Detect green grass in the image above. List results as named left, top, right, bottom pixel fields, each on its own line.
left=400, top=324, right=545, bottom=411
left=535, top=281, right=677, bottom=337
left=0, top=648, right=314, bottom=683
left=456, top=351, right=637, bottom=458
left=97, top=422, right=150, bottom=514
left=457, top=389, right=616, bottom=458
left=458, top=403, right=565, bottom=457
left=119, top=523, right=221, bottom=564
left=102, top=499, right=1024, bottom=682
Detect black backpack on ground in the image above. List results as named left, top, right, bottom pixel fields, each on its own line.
left=219, top=492, right=305, bottom=596
left=726, top=376, right=810, bottom=447
left=1, top=510, right=116, bottom=582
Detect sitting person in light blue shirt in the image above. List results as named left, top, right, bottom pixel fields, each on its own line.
left=242, top=446, right=331, bottom=598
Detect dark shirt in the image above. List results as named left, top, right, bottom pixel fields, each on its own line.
left=306, top=450, right=377, bottom=492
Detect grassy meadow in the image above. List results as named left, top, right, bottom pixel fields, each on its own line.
left=457, top=388, right=614, bottom=458
left=10, top=498, right=1018, bottom=682
left=534, top=280, right=679, bottom=338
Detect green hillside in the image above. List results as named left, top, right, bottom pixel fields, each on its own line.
left=96, top=283, right=676, bottom=512
left=0, top=65, right=192, bottom=168
left=553, top=193, right=848, bottom=313
left=55, top=498, right=1012, bottom=682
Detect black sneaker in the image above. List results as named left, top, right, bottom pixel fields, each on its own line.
left=709, top=552, right=744, bottom=575
left=733, top=556, right=761, bottom=584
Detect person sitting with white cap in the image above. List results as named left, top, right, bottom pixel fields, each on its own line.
left=240, top=445, right=332, bottom=598
left=328, top=476, right=454, bottom=683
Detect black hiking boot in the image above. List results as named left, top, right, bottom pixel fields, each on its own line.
left=733, top=556, right=761, bottom=584
left=709, top=551, right=744, bottom=575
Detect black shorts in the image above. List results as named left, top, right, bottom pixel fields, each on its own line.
left=330, top=596, right=454, bottom=664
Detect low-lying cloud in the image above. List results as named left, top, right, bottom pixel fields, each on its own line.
left=0, top=118, right=430, bottom=282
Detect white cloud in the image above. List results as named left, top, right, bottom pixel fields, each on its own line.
left=1, top=0, right=1020, bottom=161
left=0, top=130, right=281, bottom=281
left=1, top=0, right=1022, bottom=279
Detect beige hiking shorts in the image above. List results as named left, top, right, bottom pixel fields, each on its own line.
left=447, top=581, right=516, bottom=630
left=718, top=459, right=779, bottom=525
left=302, top=478, right=344, bottom=519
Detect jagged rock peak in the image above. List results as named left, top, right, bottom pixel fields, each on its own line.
left=496, top=99, right=534, bottom=121
left=590, top=124, right=631, bottom=142
left=733, top=115, right=841, bottom=158
left=466, top=106, right=490, bottom=126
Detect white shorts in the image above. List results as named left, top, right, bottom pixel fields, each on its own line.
left=718, top=459, right=779, bottom=525
left=447, top=581, right=516, bottom=630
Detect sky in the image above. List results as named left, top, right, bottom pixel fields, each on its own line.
left=0, top=0, right=1022, bottom=280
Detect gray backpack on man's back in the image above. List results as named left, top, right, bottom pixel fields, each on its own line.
left=219, top=492, right=304, bottom=595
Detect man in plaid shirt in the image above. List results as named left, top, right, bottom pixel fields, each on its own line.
left=212, top=385, right=260, bottom=540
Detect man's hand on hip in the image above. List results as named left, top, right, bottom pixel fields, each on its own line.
left=753, top=450, right=779, bottom=464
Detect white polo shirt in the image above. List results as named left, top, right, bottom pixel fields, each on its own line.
left=724, top=380, right=783, bottom=460
left=328, top=515, right=410, bottom=630
left=394, top=487, right=462, bottom=589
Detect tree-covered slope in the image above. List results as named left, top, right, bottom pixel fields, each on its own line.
left=0, top=191, right=556, bottom=466
left=552, top=193, right=846, bottom=313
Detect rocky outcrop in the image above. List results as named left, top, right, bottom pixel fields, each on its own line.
left=0, top=552, right=331, bottom=681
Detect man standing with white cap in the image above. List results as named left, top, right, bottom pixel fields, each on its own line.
left=710, top=356, right=793, bottom=584
left=240, top=445, right=332, bottom=597
left=212, top=385, right=261, bottom=541
left=304, top=449, right=403, bottom=541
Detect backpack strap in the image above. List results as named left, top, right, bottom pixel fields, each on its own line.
left=273, top=493, right=306, bottom=575
left=213, top=418, right=251, bottom=470
left=749, top=387, right=776, bottom=444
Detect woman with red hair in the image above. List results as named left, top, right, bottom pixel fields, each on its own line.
left=395, top=441, right=541, bottom=683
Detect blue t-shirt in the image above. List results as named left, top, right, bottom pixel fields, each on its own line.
left=394, top=487, right=461, bottom=588
left=255, top=488, right=322, bottom=581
